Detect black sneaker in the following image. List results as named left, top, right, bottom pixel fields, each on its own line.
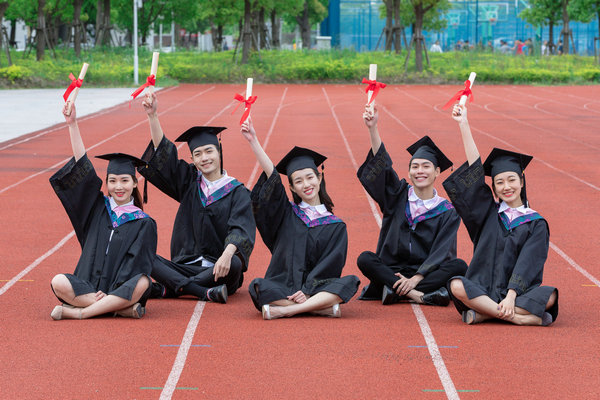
left=206, top=284, right=228, bottom=304
left=150, top=282, right=166, bottom=298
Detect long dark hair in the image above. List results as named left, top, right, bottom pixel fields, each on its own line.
left=106, top=175, right=144, bottom=211
left=288, top=168, right=335, bottom=212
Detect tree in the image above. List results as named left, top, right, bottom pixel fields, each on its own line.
left=519, top=0, right=562, bottom=53
left=569, top=0, right=600, bottom=54
left=380, top=0, right=403, bottom=53
left=560, top=0, right=572, bottom=54
left=0, top=2, right=8, bottom=50
left=293, top=0, right=327, bottom=49
left=36, top=0, right=46, bottom=60
left=405, top=0, right=449, bottom=72
left=198, top=0, right=241, bottom=51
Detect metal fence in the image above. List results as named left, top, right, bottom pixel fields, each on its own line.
left=321, top=0, right=600, bottom=55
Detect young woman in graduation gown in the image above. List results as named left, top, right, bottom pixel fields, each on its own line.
left=240, top=118, right=360, bottom=320
left=356, top=104, right=467, bottom=306
left=443, top=104, right=558, bottom=326
left=49, top=104, right=157, bottom=320
left=138, top=93, right=255, bottom=303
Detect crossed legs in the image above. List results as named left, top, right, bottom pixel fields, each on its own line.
left=50, top=274, right=150, bottom=320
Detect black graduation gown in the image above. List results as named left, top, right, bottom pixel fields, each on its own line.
left=248, top=172, right=360, bottom=310
left=139, top=136, right=255, bottom=271
left=357, top=143, right=462, bottom=276
left=442, top=158, right=558, bottom=320
left=49, top=155, right=157, bottom=301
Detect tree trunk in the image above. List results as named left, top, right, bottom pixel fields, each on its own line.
left=548, top=21, right=554, bottom=54
left=95, top=0, right=103, bottom=46
left=0, top=2, right=8, bottom=50
left=413, top=4, right=425, bottom=71
left=271, top=9, right=280, bottom=49
left=73, top=0, right=83, bottom=56
left=241, top=0, right=252, bottom=64
left=36, top=0, right=46, bottom=60
left=382, top=0, right=393, bottom=51
left=562, top=0, right=570, bottom=54
left=393, top=0, right=401, bottom=53
left=102, top=0, right=111, bottom=46
left=296, top=1, right=311, bottom=49
left=258, top=8, right=267, bottom=49
left=9, top=19, right=16, bottom=47
left=250, top=8, right=259, bottom=49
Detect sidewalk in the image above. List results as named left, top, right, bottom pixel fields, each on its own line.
left=0, top=88, right=138, bottom=143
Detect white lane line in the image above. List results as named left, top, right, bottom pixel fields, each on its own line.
left=549, top=242, right=600, bottom=287
left=398, top=88, right=600, bottom=193
left=322, top=87, right=458, bottom=400
left=0, top=86, right=178, bottom=152
left=247, top=87, right=288, bottom=187
left=0, top=231, right=76, bottom=296
left=0, top=86, right=215, bottom=195
left=160, top=301, right=206, bottom=400
left=412, top=304, right=459, bottom=400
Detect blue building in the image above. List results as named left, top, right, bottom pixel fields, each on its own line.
left=320, top=0, right=600, bottom=55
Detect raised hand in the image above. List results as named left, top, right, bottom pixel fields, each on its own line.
left=452, top=104, right=468, bottom=123
left=142, top=92, right=157, bottom=116
left=240, top=116, right=257, bottom=143
left=363, top=103, right=379, bottom=129
left=63, top=102, right=77, bottom=124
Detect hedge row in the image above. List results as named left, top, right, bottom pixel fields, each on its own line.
left=1, top=47, right=599, bottom=88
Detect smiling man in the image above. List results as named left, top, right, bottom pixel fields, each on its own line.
left=355, top=105, right=467, bottom=306
left=137, top=92, right=255, bottom=303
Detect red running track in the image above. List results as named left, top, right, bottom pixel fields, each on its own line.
left=0, top=84, right=598, bottom=399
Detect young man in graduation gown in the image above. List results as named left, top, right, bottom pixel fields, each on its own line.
left=356, top=105, right=467, bottom=306
left=137, top=93, right=255, bottom=303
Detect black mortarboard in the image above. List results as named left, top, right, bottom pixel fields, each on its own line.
left=95, top=153, right=146, bottom=176
left=175, top=126, right=227, bottom=153
left=406, top=135, right=453, bottom=173
left=275, top=146, right=327, bottom=177
left=483, top=148, right=533, bottom=177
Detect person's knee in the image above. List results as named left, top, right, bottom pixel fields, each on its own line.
left=357, top=251, right=376, bottom=272
left=51, top=274, right=70, bottom=295
left=449, top=279, right=466, bottom=299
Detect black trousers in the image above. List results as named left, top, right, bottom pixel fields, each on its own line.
left=151, top=254, right=243, bottom=297
left=357, top=251, right=467, bottom=298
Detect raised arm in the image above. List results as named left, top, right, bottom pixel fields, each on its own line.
left=452, top=104, right=479, bottom=165
left=240, top=117, right=274, bottom=177
left=363, top=103, right=382, bottom=154
left=142, top=91, right=164, bottom=148
left=63, top=103, right=85, bottom=161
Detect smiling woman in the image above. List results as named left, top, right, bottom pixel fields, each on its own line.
left=444, top=103, right=558, bottom=326
left=240, top=118, right=360, bottom=320
left=48, top=104, right=157, bottom=321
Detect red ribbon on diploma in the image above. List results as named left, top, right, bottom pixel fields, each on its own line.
left=130, top=74, right=156, bottom=100
left=362, top=78, right=387, bottom=104
left=232, top=93, right=258, bottom=125
left=442, top=80, right=474, bottom=109
left=63, top=73, right=83, bottom=102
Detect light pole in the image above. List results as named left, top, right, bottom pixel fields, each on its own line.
left=133, top=0, right=142, bottom=84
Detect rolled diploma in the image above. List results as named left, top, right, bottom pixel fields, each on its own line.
left=459, top=72, right=477, bottom=106
left=367, top=64, right=377, bottom=105
left=243, top=77, right=253, bottom=122
left=148, top=52, right=159, bottom=94
left=66, top=62, right=89, bottom=114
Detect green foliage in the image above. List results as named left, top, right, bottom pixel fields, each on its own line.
left=1, top=47, right=599, bottom=88
left=0, top=65, right=32, bottom=82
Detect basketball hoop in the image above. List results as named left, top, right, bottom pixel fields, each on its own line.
left=489, top=18, right=497, bottom=25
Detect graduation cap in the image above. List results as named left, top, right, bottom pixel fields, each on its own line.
left=275, top=146, right=327, bottom=177
left=95, top=153, right=148, bottom=203
left=483, top=148, right=533, bottom=178
left=406, top=135, right=453, bottom=172
left=95, top=153, right=146, bottom=176
left=175, top=126, right=227, bottom=153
